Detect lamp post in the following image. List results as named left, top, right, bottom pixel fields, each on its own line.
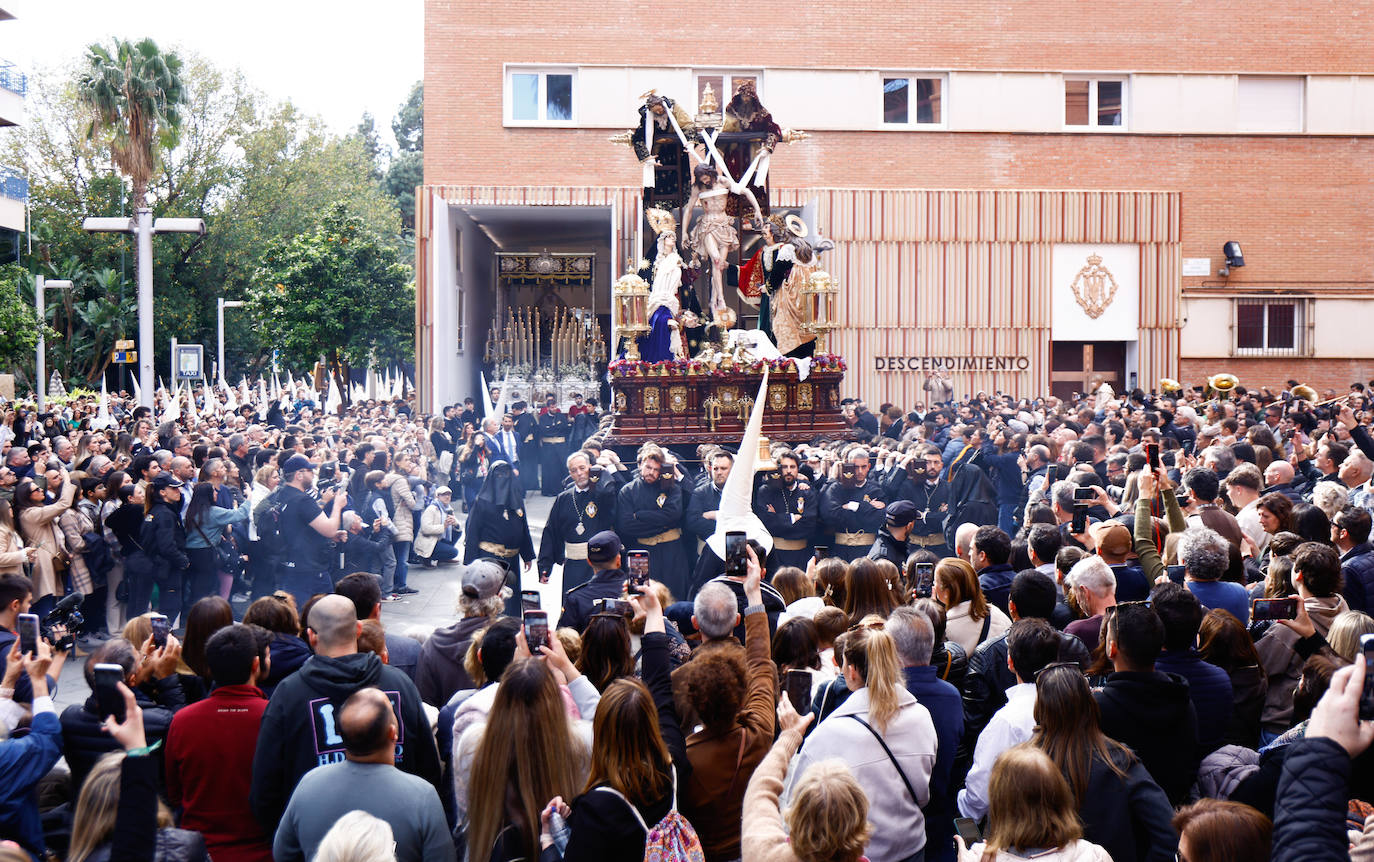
left=217, top=298, right=244, bottom=386
left=83, top=213, right=206, bottom=409
left=34, top=276, right=73, bottom=411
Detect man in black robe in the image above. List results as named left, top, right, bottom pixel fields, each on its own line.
left=537, top=395, right=570, bottom=497
left=819, top=449, right=888, bottom=562
left=755, top=449, right=819, bottom=572
left=538, top=453, right=618, bottom=591
left=615, top=449, right=690, bottom=600
left=510, top=401, right=539, bottom=493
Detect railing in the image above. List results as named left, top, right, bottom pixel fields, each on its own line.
left=0, top=60, right=25, bottom=96
left=0, top=172, right=27, bottom=201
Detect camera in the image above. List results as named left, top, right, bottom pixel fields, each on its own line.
left=42, top=591, right=85, bottom=651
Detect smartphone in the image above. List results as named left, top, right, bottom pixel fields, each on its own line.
left=1251, top=597, right=1299, bottom=622
left=521, top=590, right=541, bottom=614
left=914, top=562, right=935, bottom=598
left=1166, top=564, right=1187, bottom=584
left=626, top=550, right=650, bottom=587
left=813, top=545, right=829, bottom=561
left=1073, top=486, right=1096, bottom=504
left=17, top=613, right=39, bottom=656
left=725, top=530, right=748, bottom=579
left=784, top=669, right=813, bottom=714
left=523, top=610, right=549, bottom=653
left=593, top=597, right=634, bottom=617
left=1071, top=503, right=1089, bottom=534
left=1146, top=441, right=1160, bottom=471
left=954, top=817, right=983, bottom=846
left=1361, top=633, right=1374, bottom=721
left=150, top=614, right=170, bottom=649
left=93, top=663, right=127, bottom=723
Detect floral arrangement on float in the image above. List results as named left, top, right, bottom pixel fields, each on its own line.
left=608, top=354, right=846, bottom=378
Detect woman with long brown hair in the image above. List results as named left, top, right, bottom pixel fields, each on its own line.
left=787, top=625, right=939, bottom=862
left=13, top=464, right=75, bottom=619
left=1030, top=664, right=1177, bottom=862
left=958, top=745, right=1111, bottom=861
left=538, top=585, right=689, bottom=862
left=1197, top=608, right=1269, bottom=748
left=464, top=657, right=590, bottom=862
left=842, top=557, right=900, bottom=624
left=937, top=557, right=1010, bottom=655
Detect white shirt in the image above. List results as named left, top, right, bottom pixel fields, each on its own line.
left=958, top=682, right=1039, bottom=822
left=1236, top=499, right=1268, bottom=553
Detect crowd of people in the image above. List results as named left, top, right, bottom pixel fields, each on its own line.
left=2, top=374, right=1374, bottom=862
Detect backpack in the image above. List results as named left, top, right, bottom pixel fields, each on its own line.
left=593, top=766, right=704, bottom=862
left=254, top=488, right=288, bottom=558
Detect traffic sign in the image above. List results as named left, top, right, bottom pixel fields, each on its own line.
left=111, top=350, right=137, bottom=364
left=115, top=339, right=135, bottom=350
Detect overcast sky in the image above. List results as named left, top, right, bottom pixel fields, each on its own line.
left=2, top=0, right=424, bottom=141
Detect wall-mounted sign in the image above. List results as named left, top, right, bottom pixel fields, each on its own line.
left=1182, top=258, right=1211, bottom=277
left=874, top=355, right=1031, bottom=372
left=174, top=344, right=204, bottom=380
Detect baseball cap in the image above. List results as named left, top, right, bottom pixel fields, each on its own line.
left=587, top=530, right=622, bottom=565
left=280, top=454, right=317, bottom=475
left=1088, top=522, right=1132, bottom=558
left=460, top=559, right=509, bottom=600
left=885, top=500, right=918, bottom=529
left=150, top=473, right=184, bottom=490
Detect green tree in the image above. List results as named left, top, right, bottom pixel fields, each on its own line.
left=385, top=80, right=422, bottom=232
left=0, top=265, right=59, bottom=378
left=392, top=81, right=422, bottom=152
left=77, top=37, right=186, bottom=212
left=249, top=202, right=413, bottom=402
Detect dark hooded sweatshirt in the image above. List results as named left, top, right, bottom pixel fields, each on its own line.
left=1093, top=669, right=1199, bottom=806
left=250, top=651, right=441, bottom=832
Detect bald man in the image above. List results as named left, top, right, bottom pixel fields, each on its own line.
left=274, top=688, right=454, bottom=862
left=1264, top=460, right=1303, bottom=503
left=250, top=595, right=440, bottom=832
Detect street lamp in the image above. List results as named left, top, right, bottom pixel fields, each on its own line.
left=83, top=213, right=207, bottom=409
left=35, top=276, right=73, bottom=411
left=217, top=298, right=244, bottom=386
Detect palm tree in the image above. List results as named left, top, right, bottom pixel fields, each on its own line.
left=76, top=37, right=185, bottom=213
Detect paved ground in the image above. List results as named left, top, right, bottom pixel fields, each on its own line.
left=52, top=492, right=560, bottom=712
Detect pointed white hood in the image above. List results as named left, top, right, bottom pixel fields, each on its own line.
left=706, top=371, right=774, bottom=558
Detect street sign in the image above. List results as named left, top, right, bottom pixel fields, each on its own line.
left=115, top=339, right=135, bottom=350
left=111, top=350, right=137, bottom=364
left=174, top=344, right=204, bottom=380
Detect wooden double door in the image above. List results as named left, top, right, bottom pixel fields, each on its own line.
left=1051, top=341, right=1126, bottom=403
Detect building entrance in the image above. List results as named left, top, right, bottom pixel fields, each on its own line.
left=1050, top=341, right=1126, bottom=402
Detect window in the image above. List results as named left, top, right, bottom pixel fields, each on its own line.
left=694, top=71, right=760, bottom=112
left=882, top=76, right=944, bottom=125
left=506, top=68, right=575, bottom=125
left=1238, top=76, right=1303, bottom=132
left=1234, top=298, right=1306, bottom=355
left=1065, top=78, right=1125, bottom=128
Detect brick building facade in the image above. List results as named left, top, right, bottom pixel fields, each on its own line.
left=415, top=0, right=1374, bottom=412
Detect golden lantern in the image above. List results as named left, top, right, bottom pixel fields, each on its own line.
left=800, top=270, right=840, bottom=354
left=612, top=273, right=651, bottom=362
left=755, top=435, right=777, bottom=471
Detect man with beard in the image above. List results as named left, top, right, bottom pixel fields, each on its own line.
left=820, top=448, right=887, bottom=562
left=687, top=450, right=732, bottom=555
left=755, top=449, right=818, bottom=572
left=536, top=395, right=570, bottom=497
left=538, top=451, right=618, bottom=591
left=720, top=80, right=781, bottom=216
left=616, top=446, right=690, bottom=600
left=276, top=454, right=348, bottom=607
left=625, top=92, right=697, bottom=206
left=889, top=445, right=953, bottom=559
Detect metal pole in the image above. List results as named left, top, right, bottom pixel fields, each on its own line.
left=35, top=274, right=44, bottom=411
left=217, top=297, right=225, bottom=387
left=136, top=207, right=154, bottom=410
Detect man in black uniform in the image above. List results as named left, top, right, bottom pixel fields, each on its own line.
left=686, top=450, right=731, bottom=554
left=755, top=449, right=818, bottom=572
left=559, top=530, right=629, bottom=634
left=869, top=500, right=917, bottom=570
left=616, top=447, right=691, bottom=600
left=819, top=449, right=887, bottom=562
left=510, top=401, right=539, bottom=493
left=275, top=454, right=348, bottom=608
left=536, top=395, right=571, bottom=497
left=895, top=444, right=954, bottom=559
left=538, top=452, right=618, bottom=591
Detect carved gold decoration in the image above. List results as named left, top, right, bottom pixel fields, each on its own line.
left=718, top=386, right=739, bottom=406
left=703, top=395, right=723, bottom=432
left=736, top=395, right=754, bottom=421
left=613, top=390, right=627, bottom=412
left=768, top=384, right=788, bottom=411
left=668, top=386, right=688, bottom=413
left=1070, top=253, right=1119, bottom=320
left=644, top=387, right=661, bottom=414
left=798, top=383, right=814, bottom=411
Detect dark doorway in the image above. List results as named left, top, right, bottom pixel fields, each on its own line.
left=1050, top=342, right=1126, bottom=403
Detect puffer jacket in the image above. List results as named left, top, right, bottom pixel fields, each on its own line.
left=388, top=473, right=420, bottom=543
left=1272, top=736, right=1350, bottom=862
left=140, top=499, right=190, bottom=586
left=1340, top=543, right=1374, bottom=613
left=59, top=674, right=185, bottom=790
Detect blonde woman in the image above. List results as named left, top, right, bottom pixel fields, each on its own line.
left=785, top=625, right=938, bottom=862
left=937, top=557, right=1011, bottom=655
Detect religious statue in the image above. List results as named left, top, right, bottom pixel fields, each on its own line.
left=624, top=92, right=697, bottom=206
left=720, top=81, right=782, bottom=216
left=643, top=231, right=685, bottom=362
left=682, top=163, right=763, bottom=316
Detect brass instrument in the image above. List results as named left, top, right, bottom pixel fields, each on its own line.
left=1206, top=373, right=1239, bottom=400
left=1288, top=384, right=1319, bottom=402
left=1159, top=377, right=1183, bottom=395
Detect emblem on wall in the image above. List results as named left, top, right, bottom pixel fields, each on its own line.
left=1070, top=253, right=1119, bottom=320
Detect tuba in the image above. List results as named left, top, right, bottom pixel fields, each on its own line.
left=1289, top=384, right=1319, bottom=403
left=1159, top=378, right=1183, bottom=395
left=1207, top=373, right=1239, bottom=400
